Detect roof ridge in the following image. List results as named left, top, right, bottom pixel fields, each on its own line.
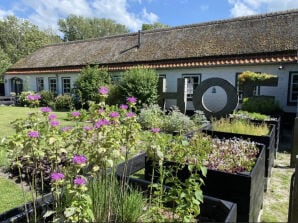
left=42, top=8, right=298, bottom=49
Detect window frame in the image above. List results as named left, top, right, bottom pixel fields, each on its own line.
left=61, top=77, right=71, bottom=94
left=182, top=74, right=201, bottom=101
left=48, top=77, right=57, bottom=94
left=287, top=71, right=298, bottom=106
left=36, top=77, right=44, bottom=92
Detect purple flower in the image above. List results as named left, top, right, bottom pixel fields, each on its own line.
left=83, top=126, right=93, bottom=131
left=98, top=108, right=105, bottom=113
left=126, top=112, right=136, bottom=118
left=98, top=87, right=109, bottom=96
left=151, top=128, right=160, bottom=133
left=72, top=155, right=87, bottom=165
left=27, top=94, right=41, bottom=101
left=51, top=172, right=65, bottom=181
left=120, top=104, right=128, bottom=110
left=48, top=114, right=57, bottom=120
left=94, top=119, right=110, bottom=128
left=28, top=130, right=39, bottom=138
left=126, top=96, right=137, bottom=105
left=71, top=111, right=81, bottom=117
left=50, top=120, right=60, bottom=127
left=41, top=107, right=52, bottom=113
left=109, top=111, right=120, bottom=118
left=61, top=126, right=72, bottom=132
left=74, top=176, right=86, bottom=186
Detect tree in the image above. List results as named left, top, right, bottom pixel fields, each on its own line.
left=0, top=16, right=61, bottom=81
left=74, top=65, right=111, bottom=104
left=142, top=22, right=170, bottom=31
left=58, top=15, right=130, bottom=41
left=118, top=67, right=159, bottom=106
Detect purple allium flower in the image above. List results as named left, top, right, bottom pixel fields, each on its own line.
left=72, top=155, right=87, bottom=165
left=48, top=114, right=57, bottom=120
left=120, top=104, right=128, bottom=110
left=98, top=86, right=109, bottom=96
left=50, top=120, right=60, bottom=127
left=41, top=107, right=52, bottom=113
left=74, top=176, right=86, bottom=186
left=51, top=172, right=65, bottom=181
left=151, top=128, right=160, bottom=133
left=71, top=111, right=81, bottom=117
left=61, top=126, right=72, bottom=132
left=126, top=96, right=137, bottom=105
left=126, top=112, right=136, bottom=118
left=94, top=119, right=110, bottom=128
left=109, top=111, right=120, bottom=118
left=28, top=130, right=39, bottom=138
left=83, top=126, right=93, bottom=131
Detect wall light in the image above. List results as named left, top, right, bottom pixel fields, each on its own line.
left=278, top=65, right=284, bottom=70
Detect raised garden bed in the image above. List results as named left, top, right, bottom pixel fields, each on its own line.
left=116, top=153, right=238, bottom=223
left=143, top=141, right=265, bottom=223
left=202, top=124, right=275, bottom=191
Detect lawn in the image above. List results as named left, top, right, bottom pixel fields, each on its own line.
left=0, top=106, right=295, bottom=221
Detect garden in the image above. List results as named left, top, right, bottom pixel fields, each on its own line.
left=0, top=68, right=294, bottom=222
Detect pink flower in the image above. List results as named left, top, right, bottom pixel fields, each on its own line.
left=74, top=176, right=86, bottom=185
left=41, top=107, right=52, bottom=113
left=50, top=120, right=60, bottom=127
left=94, top=119, right=110, bottom=128
left=28, top=130, right=39, bottom=138
left=126, top=112, right=136, bottom=118
left=83, top=126, right=93, bottom=131
left=72, top=155, right=87, bottom=165
left=126, top=96, right=137, bottom=105
left=120, top=104, right=128, bottom=110
left=71, top=111, right=81, bottom=117
left=27, top=94, right=41, bottom=101
left=98, top=87, right=109, bottom=96
left=61, top=126, right=72, bottom=132
left=98, top=108, right=105, bottom=113
left=151, top=128, right=160, bottom=133
left=51, top=172, right=65, bottom=181
left=109, top=111, right=120, bottom=118
left=48, top=114, right=57, bottom=120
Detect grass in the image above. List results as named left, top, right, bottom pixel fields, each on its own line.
left=212, top=118, right=270, bottom=136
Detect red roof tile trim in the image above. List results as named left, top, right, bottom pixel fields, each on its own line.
left=5, top=54, right=298, bottom=75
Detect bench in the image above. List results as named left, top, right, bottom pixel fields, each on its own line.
left=0, top=96, right=15, bottom=105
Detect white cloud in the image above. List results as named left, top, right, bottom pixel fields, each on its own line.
left=228, top=0, right=298, bottom=17
left=0, top=9, right=14, bottom=20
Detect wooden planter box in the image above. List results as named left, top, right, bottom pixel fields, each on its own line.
left=0, top=193, right=53, bottom=223
left=143, top=143, right=265, bottom=223
left=116, top=153, right=237, bottom=223
left=202, top=124, right=275, bottom=191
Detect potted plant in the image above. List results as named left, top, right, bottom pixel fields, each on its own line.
left=141, top=132, right=265, bottom=222
left=203, top=117, right=275, bottom=191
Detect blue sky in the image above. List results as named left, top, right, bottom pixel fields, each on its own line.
left=1, top=0, right=298, bottom=34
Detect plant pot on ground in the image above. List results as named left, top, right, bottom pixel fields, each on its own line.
left=203, top=118, right=275, bottom=191
left=143, top=136, right=265, bottom=223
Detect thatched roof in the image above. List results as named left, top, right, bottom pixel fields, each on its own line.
left=7, top=9, right=298, bottom=72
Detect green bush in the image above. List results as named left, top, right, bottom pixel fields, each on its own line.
left=17, top=91, right=34, bottom=106
left=39, top=90, right=56, bottom=107
left=163, top=109, right=196, bottom=133
left=118, top=67, right=158, bottom=106
left=54, top=94, right=73, bottom=111
left=74, top=65, right=111, bottom=104
left=138, top=104, right=165, bottom=129
left=242, top=96, right=282, bottom=115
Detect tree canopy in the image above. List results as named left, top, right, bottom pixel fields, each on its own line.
left=142, top=22, right=170, bottom=31
left=0, top=16, right=61, bottom=80
left=58, top=15, right=130, bottom=41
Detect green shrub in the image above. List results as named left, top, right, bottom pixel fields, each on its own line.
left=54, top=94, right=73, bottom=111
left=138, top=104, right=165, bottom=129
left=17, top=91, right=34, bottom=106
left=118, top=66, right=158, bottom=106
left=242, top=96, right=282, bottom=115
left=39, top=90, right=56, bottom=107
left=74, top=65, right=111, bottom=104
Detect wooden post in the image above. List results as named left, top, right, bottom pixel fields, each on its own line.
left=288, top=155, right=298, bottom=223
left=291, top=118, right=298, bottom=167
left=177, top=78, right=186, bottom=114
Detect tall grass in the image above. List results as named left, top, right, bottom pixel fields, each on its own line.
left=212, top=118, right=270, bottom=136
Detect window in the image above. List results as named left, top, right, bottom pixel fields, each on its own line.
left=183, top=74, right=201, bottom=101
left=48, top=77, right=57, bottom=93
left=112, top=75, right=121, bottom=84
left=288, top=72, right=298, bottom=105
left=36, top=77, right=44, bottom=92
left=62, top=77, right=71, bottom=94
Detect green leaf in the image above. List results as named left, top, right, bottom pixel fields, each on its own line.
left=43, top=210, right=55, bottom=218
left=64, top=207, right=76, bottom=217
